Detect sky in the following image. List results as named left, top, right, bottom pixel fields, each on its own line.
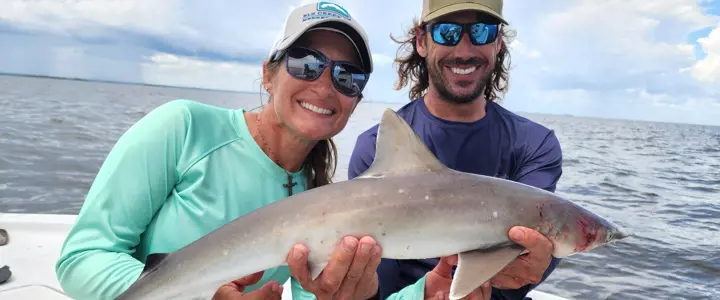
left=1, top=0, right=719, bottom=126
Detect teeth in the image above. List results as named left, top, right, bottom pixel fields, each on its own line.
left=299, top=101, right=333, bottom=115
left=451, top=67, right=476, bottom=75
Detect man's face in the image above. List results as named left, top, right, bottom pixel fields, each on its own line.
left=416, top=11, right=502, bottom=104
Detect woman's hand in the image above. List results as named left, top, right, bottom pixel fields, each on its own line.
left=212, top=271, right=283, bottom=300
left=424, top=256, right=492, bottom=300
left=287, top=236, right=382, bottom=300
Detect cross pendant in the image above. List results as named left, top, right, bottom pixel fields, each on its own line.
left=283, top=173, right=297, bottom=196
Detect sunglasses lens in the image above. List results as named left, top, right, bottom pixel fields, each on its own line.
left=286, top=48, right=326, bottom=80
left=470, top=23, right=498, bottom=45
left=432, top=23, right=463, bottom=46
left=332, top=63, right=368, bottom=96
left=432, top=22, right=499, bottom=46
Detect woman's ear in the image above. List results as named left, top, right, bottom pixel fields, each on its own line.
left=262, top=60, right=273, bottom=94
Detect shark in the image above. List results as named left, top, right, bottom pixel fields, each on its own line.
left=115, top=108, right=630, bottom=300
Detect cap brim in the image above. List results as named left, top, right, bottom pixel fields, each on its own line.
left=272, top=19, right=373, bottom=74
left=422, top=3, right=508, bottom=25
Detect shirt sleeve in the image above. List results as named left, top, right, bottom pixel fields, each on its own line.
left=54, top=100, right=191, bottom=300
left=347, top=128, right=378, bottom=180
left=494, top=129, right=564, bottom=300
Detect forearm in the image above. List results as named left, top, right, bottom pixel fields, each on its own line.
left=56, top=249, right=144, bottom=300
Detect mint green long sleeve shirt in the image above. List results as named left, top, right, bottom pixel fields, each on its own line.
left=55, top=99, right=321, bottom=300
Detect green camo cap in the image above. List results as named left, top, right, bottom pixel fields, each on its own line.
left=421, top=0, right=508, bottom=24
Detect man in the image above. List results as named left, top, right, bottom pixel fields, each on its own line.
left=347, top=0, right=563, bottom=299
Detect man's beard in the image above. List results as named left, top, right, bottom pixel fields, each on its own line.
left=428, top=57, right=491, bottom=104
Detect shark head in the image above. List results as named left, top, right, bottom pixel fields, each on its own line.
left=548, top=203, right=632, bottom=258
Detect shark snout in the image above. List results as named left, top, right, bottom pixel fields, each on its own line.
left=608, top=225, right=631, bottom=242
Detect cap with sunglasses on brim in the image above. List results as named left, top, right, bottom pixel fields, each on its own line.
left=421, top=0, right=508, bottom=24
left=268, top=1, right=373, bottom=74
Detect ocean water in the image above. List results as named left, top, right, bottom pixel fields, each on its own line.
left=0, top=75, right=718, bottom=299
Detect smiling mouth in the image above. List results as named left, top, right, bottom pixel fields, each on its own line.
left=299, top=101, right=334, bottom=115
left=449, top=66, right=478, bottom=75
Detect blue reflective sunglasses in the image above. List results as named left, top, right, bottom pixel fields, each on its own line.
left=272, top=46, right=369, bottom=97
left=426, top=22, right=499, bottom=46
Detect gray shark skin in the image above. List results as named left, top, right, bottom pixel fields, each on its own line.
left=115, top=108, right=630, bottom=300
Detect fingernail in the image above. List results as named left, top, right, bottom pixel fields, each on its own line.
left=272, top=282, right=281, bottom=293
left=372, top=245, right=381, bottom=256
left=510, top=229, right=524, bottom=241
left=292, top=245, right=304, bottom=260
left=343, top=237, right=357, bottom=252
left=360, top=242, right=372, bottom=253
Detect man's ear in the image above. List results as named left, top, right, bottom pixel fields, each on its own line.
left=415, top=27, right=428, bottom=58
left=495, top=27, right=504, bottom=56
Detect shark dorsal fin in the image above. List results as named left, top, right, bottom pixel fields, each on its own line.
left=359, top=108, right=447, bottom=178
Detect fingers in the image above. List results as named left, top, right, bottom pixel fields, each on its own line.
left=229, top=271, right=265, bottom=289
left=212, top=276, right=281, bottom=300
left=335, top=236, right=375, bottom=297
left=432, top=255, right=457, bottom=279
left=490, top=272, right=526, bottom=290
left=509, top=226, right=553, bottom=254
left=315, top=236, right=359, bottom=294
left=352, top=239, right=383, bottom=299
left=287, top=244, right=312, bottom=286
left=497, top=257, right=543, bottom=284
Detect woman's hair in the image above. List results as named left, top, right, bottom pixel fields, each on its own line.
left=391, top=18, right=516, bottom=102
left=263, top=53, right=340, bottom=190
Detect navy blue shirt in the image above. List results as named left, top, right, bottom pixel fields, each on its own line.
left=347, top=98, right=564, bottom=300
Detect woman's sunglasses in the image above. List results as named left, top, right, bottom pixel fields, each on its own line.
left=275, top=46, right=369, bottom=98
left=426, top=22, right=499, bottom=46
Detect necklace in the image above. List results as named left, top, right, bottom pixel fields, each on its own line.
left=254, top=112, right=297, bottom=196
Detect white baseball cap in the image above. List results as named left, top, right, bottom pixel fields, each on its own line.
left=268, top=1, right=373, bottom=74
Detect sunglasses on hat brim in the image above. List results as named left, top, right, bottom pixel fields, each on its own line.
left=272, top=46, right=369, bottom=98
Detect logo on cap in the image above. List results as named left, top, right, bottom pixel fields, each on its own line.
left=317, top=1, right=351, bottom=20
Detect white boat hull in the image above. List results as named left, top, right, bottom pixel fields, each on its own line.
left=0, top=213, right=569, bottom=300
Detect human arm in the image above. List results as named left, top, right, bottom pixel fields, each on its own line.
left=490, top=130, right=564, bottom=300
left=54, top=100, right=192, bottom=299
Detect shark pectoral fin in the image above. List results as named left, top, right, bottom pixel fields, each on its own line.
left=449, top=245, right=526, bottom=300
left=309, top=261, right=328, bottom=280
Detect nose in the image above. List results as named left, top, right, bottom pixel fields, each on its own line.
left=309, top=66, right=336, bottom=99
left=454, top=32, right=479, bottom=59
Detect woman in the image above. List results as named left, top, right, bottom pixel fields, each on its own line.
left=54, top=2, right=382, bottom=300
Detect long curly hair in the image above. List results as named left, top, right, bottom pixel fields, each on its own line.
left=391, top=18, right=516, bottom=102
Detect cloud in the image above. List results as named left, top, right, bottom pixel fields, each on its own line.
left=692, top=24, right=720, bottom=83
left=500, top=0, right=720, bottom=125
left=0, top=0, right=718, bottom=125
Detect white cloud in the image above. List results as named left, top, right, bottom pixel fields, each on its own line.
left=141, top=53, right=262, bottom=92
left=692, top=24, right=720, bottom=83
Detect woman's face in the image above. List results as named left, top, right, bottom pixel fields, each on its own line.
left=264, top=29, right=365, bottom=141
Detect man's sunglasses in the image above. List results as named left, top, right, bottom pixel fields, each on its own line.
left=274, top=46, right=369, bottom=98
left=426, top=22, right=499, bottom=46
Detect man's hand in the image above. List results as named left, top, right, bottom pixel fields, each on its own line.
left=490, top=226, right=554, bottom=290
left=212, top=271, right=283, bottom=300
left=425, top=255, right=492, bottom=300
left=288, top=236, right=382, bottom=300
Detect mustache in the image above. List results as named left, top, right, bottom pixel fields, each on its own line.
left=439, top=57, right=486, bottom=66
